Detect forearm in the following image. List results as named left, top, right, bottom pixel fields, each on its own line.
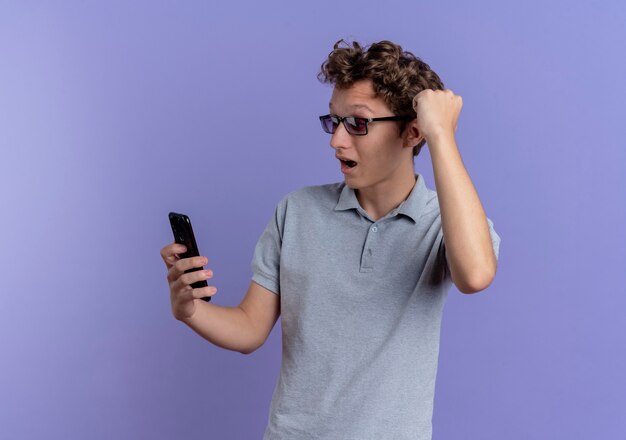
left=180, top=302, right=258, bottom=355
left=428, top=132, right=497, bottom=290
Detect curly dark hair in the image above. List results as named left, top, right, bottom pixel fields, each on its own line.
left=318, top=39, right=445, bottom=157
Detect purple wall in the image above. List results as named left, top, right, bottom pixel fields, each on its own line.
left=1, top=1, right=624, bottom=438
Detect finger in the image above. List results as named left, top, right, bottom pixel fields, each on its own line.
left=176, top=255, right=208, bottom=272
left=161, top=243, right=188, bottom=267
left=161, top=242, right=187, bottom=259
left=168, top=255, right=208, bottom=282
left=190, top=285, right=218, bottom=299
left=179, top=268, right=212, bottom=287
left=168, top=264, right=184, bottom=284
left=163, top=252, right=180, bottom=269
left=171, top=277, right=195, bottom=296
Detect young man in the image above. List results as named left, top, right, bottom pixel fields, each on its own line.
left=161, top=39, right=500, bottom=440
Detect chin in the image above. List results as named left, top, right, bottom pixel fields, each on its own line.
left=343, top=176, right=360, bottom=189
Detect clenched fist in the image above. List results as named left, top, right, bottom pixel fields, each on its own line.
left=412, top=89, right=462, bottom=142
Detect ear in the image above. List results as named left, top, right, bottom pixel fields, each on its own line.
left=402, top=119, right=423, bottom=149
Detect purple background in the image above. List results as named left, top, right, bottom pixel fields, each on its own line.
left=1, top=1, right=625, bottom=438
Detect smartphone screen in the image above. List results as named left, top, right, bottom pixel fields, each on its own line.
left=168, top=212, right=211, bottom=302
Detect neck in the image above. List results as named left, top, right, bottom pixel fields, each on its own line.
left=355, top=167, right=417, bottom=222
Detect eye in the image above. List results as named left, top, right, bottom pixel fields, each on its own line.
left=352, top=118, right=368, bottom=130
left=347, top=117, right=367, bottom=132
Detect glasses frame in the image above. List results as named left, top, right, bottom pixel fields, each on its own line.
left=319, top=113, right=414, bottom=136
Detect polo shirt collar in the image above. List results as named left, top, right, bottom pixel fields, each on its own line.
left=334, top=172, right=428, bottom=223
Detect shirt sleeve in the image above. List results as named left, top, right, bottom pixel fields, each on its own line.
left=250, top=196, right=287, bottom=295
left=486, top=217, right=501, bottom=260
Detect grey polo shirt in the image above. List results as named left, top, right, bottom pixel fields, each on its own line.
left=251, top=172, right=501, bottom=440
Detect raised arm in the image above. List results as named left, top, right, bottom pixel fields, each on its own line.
left=412, top=89, right=497, bottom=293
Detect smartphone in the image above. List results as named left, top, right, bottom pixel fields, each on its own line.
left=168, top=212, right=211, bottom=302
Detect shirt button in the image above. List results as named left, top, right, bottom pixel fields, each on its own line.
left=371, top=226, right=378, bottom=232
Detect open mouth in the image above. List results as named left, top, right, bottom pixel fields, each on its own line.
left=340, top=159, right=358, bottom=168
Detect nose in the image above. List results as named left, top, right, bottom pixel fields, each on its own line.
left=329, top=120, right=352, bottom=151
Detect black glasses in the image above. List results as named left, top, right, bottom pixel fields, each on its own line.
left=319, top=114, right=414, bottom=136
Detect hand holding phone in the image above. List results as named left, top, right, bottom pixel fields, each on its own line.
left=163, top=213, right=214, bottom=316
left=168, top=212, right=211, bottom=298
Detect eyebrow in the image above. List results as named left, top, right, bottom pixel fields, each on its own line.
left=328, top=103, right=374, bottom=113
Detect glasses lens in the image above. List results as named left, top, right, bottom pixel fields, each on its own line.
left=320, top=115, right=337, bottom=134
left=345, top=117, right=367, bottom=135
